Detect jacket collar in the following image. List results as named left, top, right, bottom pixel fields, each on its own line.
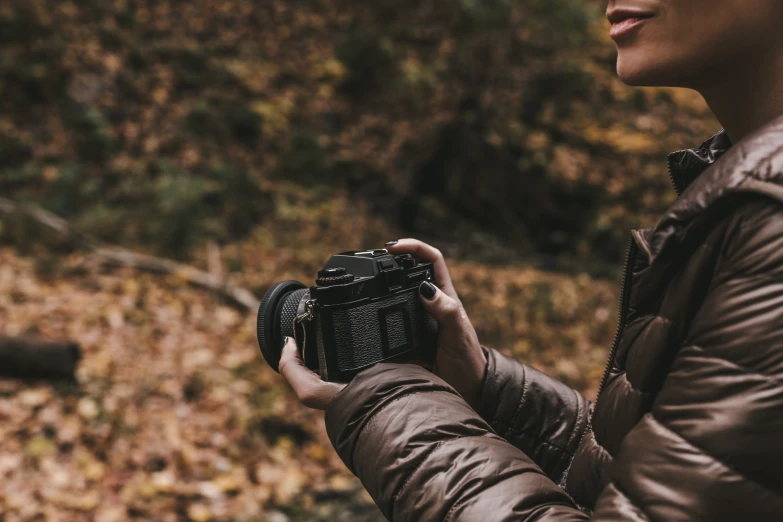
left=666, top=129, right=733, bottom=196
left=635, top=112, right=783, bottom=265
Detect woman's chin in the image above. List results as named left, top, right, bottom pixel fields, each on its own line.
left=617, top=69, right=650, bottom=87
left=616, top=58, right=671, bottom=87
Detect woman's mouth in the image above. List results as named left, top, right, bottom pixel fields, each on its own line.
left=607, top=9, right=654, bottom=39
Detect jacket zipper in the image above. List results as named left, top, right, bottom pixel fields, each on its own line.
left=564, top=158, right=679, bottom=490
left=559, top=237, right=636, bottom=506
left=667, top=153, right=683, bottom=197
left=591, top=236, right=637, bottom=421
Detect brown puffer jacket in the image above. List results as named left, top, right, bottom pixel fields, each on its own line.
left=324, top=113, right=783, bottom=521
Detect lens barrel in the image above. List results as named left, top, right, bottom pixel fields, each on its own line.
left=256, top=280, right=307, bottom=372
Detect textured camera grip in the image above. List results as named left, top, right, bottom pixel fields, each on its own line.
left=327, top=291, right=437, bottom=373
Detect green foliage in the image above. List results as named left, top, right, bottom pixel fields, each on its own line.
left=62, top=106, right=117, bottom=164
left=204, top=164, right=273, bottom=239
left=1, top=49, right=67, bottom=104
left=0, top=133, right=32, bottom=168
left=336, top=31, right=398, bottom=99
left=0, top=211, right=35, bottom=252
left=114, top=8, right=135, bottom=29
left=46, top=165, right=97, bottom=216
left=523, top=0, right=595, bottom=46
left=173, top=49, right=210, bottom=92
left=522, top=66, right=593, bottom=122
left=275, top=132, right=330, bottom=185
left=1, top=158, right=272, bottom=257
left=98, top=25, right=125, bottom=51
left=148, top=173, right=212, bottom=257
left=182, top=104, right=214, bottom=137
left=140, top=163, right=271, bottom=256
left=0, top=3, right=46, bottom=45
left=127, top=46, right=146, bottom=70
left=225, top=104, right=262, bottom=144
left=74, top=203, right=129, bottom=242
left=0, top=0, right=716, bottom=267
left=182, top=101, right=261, bottom=146
left=454, top=0, right=515, bottom=27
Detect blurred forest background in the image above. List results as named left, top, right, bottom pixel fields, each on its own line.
left=0, top=0, right=718, bottom=520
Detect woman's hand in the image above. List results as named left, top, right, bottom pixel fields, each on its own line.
left=386, top=238, right=487, bottom=408
left=279, top=238, right=487, bottom=411
left=278, top=337, right=346, bottom=410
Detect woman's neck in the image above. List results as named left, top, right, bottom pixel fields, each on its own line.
left=698, top=44, right=783, bottom=143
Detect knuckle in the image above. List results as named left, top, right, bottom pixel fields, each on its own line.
left=443, top=299, right=462, bottom=318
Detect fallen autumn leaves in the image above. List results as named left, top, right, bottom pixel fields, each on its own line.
left=0, top=249, right=382, bottom=522
left=0, top=198, right=619, bottom=521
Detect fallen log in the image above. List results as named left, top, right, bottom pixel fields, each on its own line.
left=0, top=335, right=81, bottom=382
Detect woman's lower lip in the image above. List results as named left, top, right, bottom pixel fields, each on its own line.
left=610, top=17, right=651, bottom=39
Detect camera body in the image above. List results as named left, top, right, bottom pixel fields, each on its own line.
left=257, top=248, right=438, bottom=382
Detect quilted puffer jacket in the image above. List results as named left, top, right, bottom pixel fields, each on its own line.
left=324, top=113, right=783, bottom=521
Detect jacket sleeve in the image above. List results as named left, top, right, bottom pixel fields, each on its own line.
left=591, top=197, right=783, bottom=520
left=324, top=364, right=590, bottom=522
left=324, top=198, right=783, bottom=522
left=476, top=346, right=591, bottom=483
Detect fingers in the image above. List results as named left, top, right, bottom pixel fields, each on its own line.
left=385, top=239, right=457, bottom=299
left=418, top=281, right=464, bottom=326
left=279, top=337, right=345, bottom=410
left=418, top=282, right=487, bottom=408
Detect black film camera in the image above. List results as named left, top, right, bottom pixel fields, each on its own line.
left=256, top=248, right=438, bottom=382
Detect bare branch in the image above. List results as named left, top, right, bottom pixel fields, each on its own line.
left=0, top=197, right=261, bottom=311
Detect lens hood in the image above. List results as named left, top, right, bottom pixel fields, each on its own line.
left=257, top=280, right=307, bottom=372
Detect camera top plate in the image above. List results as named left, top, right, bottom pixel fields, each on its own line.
left=311, top=248, right=434, bottom=306
left=324, top=249, right=405, bottom=278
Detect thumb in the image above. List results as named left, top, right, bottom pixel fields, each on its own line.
left=279, top=337, right=345, bottom=410
left=418, top=281, right=462, bottom=324
left=279, top=336, right=319, bottom=389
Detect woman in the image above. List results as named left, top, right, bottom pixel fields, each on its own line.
left=278, top=1, right=783, bottom=520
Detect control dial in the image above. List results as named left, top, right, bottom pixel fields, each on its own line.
left=316, top=267, right=355, bottom=287
left=394, top=254, right=416, bottom=269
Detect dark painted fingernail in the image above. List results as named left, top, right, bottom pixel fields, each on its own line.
left=419, top=281, right=437, bottom=299
left=385, top=240, right=399, bottom=246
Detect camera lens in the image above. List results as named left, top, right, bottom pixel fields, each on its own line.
left=256, top=280, right=307, bottom=372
